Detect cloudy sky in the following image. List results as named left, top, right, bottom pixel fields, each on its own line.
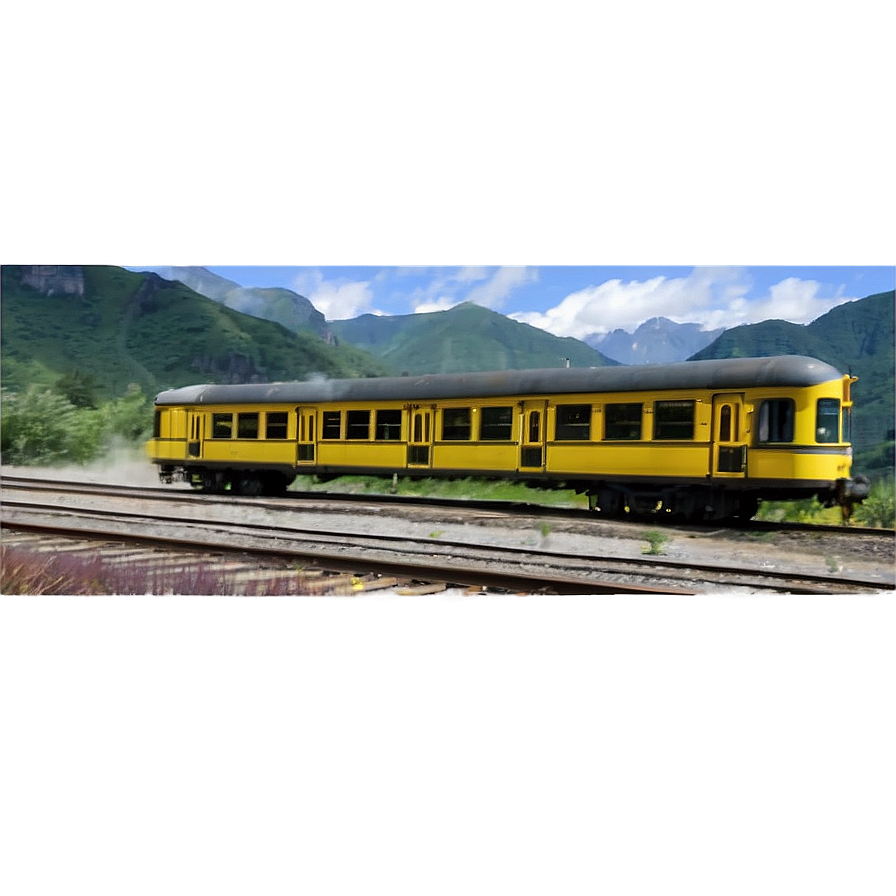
left=203, top=265, right=894, bottom=337
left=6, top=4, right=892, bottom=344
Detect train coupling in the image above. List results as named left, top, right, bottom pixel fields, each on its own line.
left=822, top=475, right=870, bottom=522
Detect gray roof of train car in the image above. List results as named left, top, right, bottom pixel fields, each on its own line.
left=153, top=356, right=845, bottom=406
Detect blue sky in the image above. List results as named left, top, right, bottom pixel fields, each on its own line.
left=202, top=265, right=894, bottom=337
left=0, top=0, right=896, bottom=335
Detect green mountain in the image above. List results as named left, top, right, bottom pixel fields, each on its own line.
left=329, top=302, right=619, bottom=374
left=690, top=290, right=895, bottom=472
left=0, top=265, right=388, bottom=401
left=141, top=266, right=331, bottom=339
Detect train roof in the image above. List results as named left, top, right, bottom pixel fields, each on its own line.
left=153, top=356, right=846, bottom=406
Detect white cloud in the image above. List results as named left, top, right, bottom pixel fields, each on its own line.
left=464, top=266, right=538, bottom=309
left=413, top=296, right=462, bottom=314
left=509, top=268, right=858, bottom=337
left=290, top=269, right=378, bottom=320
left=410, top=265, right=538, bottom=314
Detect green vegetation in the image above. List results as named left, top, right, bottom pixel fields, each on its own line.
left=754, top=496, right=842, bottom=525
left=852, top=478, right=896, bottom=528
left=0, top=265, right=388, bottom=402
left=754, top=478, right=895, bottom=529
left=642, top=530, right=670, bottom=555
left=329, top=302, right=618, bottom=375
left=289, top=474, right=590, bottom=508
left=1, top=384, right=152, bottom=466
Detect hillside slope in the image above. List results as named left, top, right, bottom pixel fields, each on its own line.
left=0, top=265, right=388, bottom=400
left=144, top=266, right=330, bottom=339
left=330, top=302, right=618, bottom=374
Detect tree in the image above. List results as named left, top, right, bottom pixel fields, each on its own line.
left=54, top=369, right=99, bottom=408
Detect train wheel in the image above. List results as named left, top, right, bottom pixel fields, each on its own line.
left=736, top=497, right=760, bottom=521
left=589, top=487, right=626, bottom=518
left=201, top=471, right=227, bottom=494
left=261, top=473, right=291, bottom=496
left=234, top=475, right=264, bottom=497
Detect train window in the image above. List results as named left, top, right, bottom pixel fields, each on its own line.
left=604, top=403, right=642, bottom=440
left=480, top=406, right=513, bottom=441
left=719, top=405, right=732, bottom=442
left=265, top=412, right=288, bottom=439
left=153, top=411, right=161, bottom=438
left=842, top=406, right=852, bottom=443
left=322, top=411, right=342, bottom=440
left=237, top=413, right=259, bottom=439
left=757, top=399, right=795, bottom=443
left=654, top=401, right=695, bottom=440
left=816, top=399, right=840, bottom=443
left=555, top=404, right=591, bottom=440
left=212, top=413, right=233, bottom=439
left=529, top=411, right=540, bottom=442
left=375, top=409, right=402, bottom=441
left=442, top=407, right=471, bottom=441
left=346, top=410, right=371, bottom=440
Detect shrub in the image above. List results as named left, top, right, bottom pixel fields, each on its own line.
left=0, top=384, right=153, bottom=467
left=100, top=385, right=153, bottom=443
left=852, top=478, right=895, bottom=528
left=0, top=386, right=94, bottom=466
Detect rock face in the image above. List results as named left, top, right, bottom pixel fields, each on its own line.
left=131, top=271, right=177, bottom=315
left=191, top=352, right=269, bottom=384
left=20, top=265, right=85, bottom=297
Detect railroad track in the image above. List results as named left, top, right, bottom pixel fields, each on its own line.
left=3, top=475, right=892, bottom=594
left=4, top=473, right=894, bottom=540
left=1, top=506, right=693, bottom=595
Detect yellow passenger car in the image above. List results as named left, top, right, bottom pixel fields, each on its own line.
left=146, top=356, right=868, bottom=521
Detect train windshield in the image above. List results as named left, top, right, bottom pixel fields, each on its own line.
left=816, top=399, right=840, bottom=443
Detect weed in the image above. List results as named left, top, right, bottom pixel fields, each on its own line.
left=539, top=522, right=552, bottom=538
left=852, top=478, right=895, bottom=528
left=429, top=530, right=444, bottom=539
left=1, top=547, right=108, bottom=594
left=745, top=530, right=776, bottom=542
left=642, top=530, right=670, bottom=555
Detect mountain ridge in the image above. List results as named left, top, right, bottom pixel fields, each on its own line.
left=329, top=301, right=619, bottom=375
left=0, top=265, right=388, bottom=400
left=587, top=316, right=726, bottom=364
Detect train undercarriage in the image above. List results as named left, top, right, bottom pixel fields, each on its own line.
left=156, top=462, right=868, bottom=524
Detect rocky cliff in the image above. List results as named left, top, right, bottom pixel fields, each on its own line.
left=19, top=265, right=86, bottom=298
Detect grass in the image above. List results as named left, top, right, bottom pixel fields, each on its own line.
left=289, top=474, right=589, bottom=508
left=754, top=477, right=895, bottom=528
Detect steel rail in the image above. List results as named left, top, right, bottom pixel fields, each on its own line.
left=1, top=514, right=688, bottom=596
left=3, top=474, right=893, bottom=540
left=3, top=496, right=888, bottom=595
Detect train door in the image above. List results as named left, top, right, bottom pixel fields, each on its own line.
left=711, top=394, right=747, bottom=477
left=187, top=411, right=203, bottom=458
left=296, top=407, right=316, bottom=464
left=407, top=407, right=433, bottom=468
left=519, top=400, right=547, bottom=471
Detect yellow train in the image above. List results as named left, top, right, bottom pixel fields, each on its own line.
left=145, top=355, right=869, bottom=521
